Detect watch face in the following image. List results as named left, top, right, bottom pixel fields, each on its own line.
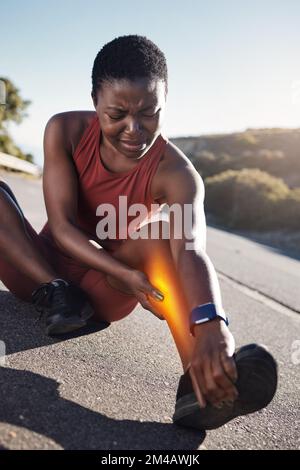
left=194, top=313, right=214, bottom=324
left=190, top=303, right=229, bottom=335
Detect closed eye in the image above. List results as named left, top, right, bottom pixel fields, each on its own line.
left=107, top=115, right=124, bottom=120
left=107, top=108, right=161, bottom=120
left=142, top=109, right=161, bottom=118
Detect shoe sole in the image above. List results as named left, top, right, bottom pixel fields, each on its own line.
left=46, top=303, right=94, bottom=336
left=173, top=344, right=277, bottom=431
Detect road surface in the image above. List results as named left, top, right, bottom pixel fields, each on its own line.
left=0, top=171, right=299, bottom=450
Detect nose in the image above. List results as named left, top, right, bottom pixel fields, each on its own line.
left=125, top=117, right=142, bottom=134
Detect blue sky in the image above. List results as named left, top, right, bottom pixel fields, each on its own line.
left=1, top=0, right=300, bottom=165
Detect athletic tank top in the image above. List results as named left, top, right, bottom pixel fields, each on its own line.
left=40, top=113, right=168, bottom=250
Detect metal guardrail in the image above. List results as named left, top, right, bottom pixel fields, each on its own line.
left=0, top=151, right=41, bottom=176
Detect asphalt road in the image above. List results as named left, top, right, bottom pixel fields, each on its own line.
left=0, top=171, right=299, bottom=450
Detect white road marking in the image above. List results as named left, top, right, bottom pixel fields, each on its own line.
left=218, top=271, right=300, bottom=322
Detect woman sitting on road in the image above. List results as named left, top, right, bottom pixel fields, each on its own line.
left=0, top=35, right=277, bottom=432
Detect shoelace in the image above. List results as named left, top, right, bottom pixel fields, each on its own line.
left=32, top=282, right=69, bottom=320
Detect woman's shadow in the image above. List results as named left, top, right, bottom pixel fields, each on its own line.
left=0, top=290, right=111, bottom=354
left=0, top=291, right=206, bottom=450
left=0, top=367, right=205, bottom=450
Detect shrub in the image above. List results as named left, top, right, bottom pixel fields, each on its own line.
left=204, top=168, right=298, bottom=230
left=276, top=188, right=300, bottom=230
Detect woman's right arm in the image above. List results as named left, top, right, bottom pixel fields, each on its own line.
left=43, top=113, right=132, bottom=281
left=43, top=114, right=163, bottom=314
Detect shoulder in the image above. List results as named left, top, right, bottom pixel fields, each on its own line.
left=152, top=139, right=204, bottom=203
left=45, top=111, right=97, bottom=154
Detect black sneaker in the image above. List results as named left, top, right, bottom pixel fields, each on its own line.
left=32, top=279, right=94, bottom=336
left=173, top=343, right=278, bottom=431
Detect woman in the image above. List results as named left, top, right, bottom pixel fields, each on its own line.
left=0, top=35, right=277, bottom=431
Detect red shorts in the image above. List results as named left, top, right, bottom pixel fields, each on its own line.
left=0, top=185, right=138, bottom=323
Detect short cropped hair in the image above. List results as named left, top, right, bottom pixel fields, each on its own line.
left=91, top=35, right=168, bottom=97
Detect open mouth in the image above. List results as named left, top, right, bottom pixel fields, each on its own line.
left=120, top=140, right=147, bottom=151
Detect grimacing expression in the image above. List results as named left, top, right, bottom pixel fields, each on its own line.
left=92, top=78, right=167, bottom=159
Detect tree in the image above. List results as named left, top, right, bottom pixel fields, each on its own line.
left=0, top=77, right=31, bottom=129
left=0, top=77, right=33, bottom=163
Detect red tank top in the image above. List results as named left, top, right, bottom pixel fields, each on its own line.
left=40, top=114, right=168, bottom=249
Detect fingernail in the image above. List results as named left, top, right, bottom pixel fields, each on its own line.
left=154, top=291, right=164, bottom=301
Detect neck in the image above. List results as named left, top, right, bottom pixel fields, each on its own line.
left=100, top=135, right=140, bottom=173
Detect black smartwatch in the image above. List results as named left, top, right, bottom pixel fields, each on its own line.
left=190, top=302, right=229, bottom=336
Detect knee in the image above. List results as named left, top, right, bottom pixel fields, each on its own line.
left=79, top=270, right=138, bottom=323
left=0, top=181, right=16, bottom=202
left=109, top=220, right=172, bottom=273
left=136, top=219, right=170, bottom=241
left=0, top=185, right=25, bottom=224
left=124, top=220, right=171, bottom=255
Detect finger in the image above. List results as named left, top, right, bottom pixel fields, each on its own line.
left=141, top=298, right=160, bottom=316
left=149, top=309, right=165, bottom=320
left=137, top=293, right=165, bottom=320
left=202, top=357, right=226, bottom=406
left=211, top=354, right=238, bottom=403
left=151, top=289, right=164, bottom=302
left=220, top=350, right=238, bottom=384
left=188, top=364, right=206, bottom=408
left=188, top=361, right=209, bottom=399
left=143, top=280, right=164, bottom=302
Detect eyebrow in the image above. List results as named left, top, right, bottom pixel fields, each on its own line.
left=107, top=105, right=157, bottom=112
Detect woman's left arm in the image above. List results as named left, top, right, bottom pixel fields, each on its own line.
left=163, top=159, right=238, bottom=407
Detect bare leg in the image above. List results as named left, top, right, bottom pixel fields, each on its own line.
left=0, top=186, right=58, bottom=286
left=106, top=221, right=198, bottom=373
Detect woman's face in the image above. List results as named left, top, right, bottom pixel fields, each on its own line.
left=92, top=77, right=166, bottom=159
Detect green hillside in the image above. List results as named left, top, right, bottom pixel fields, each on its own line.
left=171, top=128, right=300, bottom=188
left=171, top=129, right=300, bottom=234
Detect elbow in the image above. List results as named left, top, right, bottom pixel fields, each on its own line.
left=53, top=234, right=66, bottom=252
left=174, top=242, right=207, bottom=270
left=49, top=221, right=71, bottom=250
left=170, top=240, right=184, bottom=268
